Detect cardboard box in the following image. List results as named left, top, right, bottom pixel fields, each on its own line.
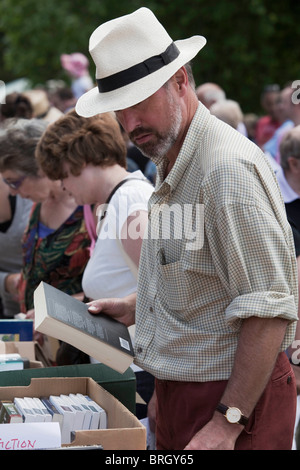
left=0, top=377, right=146, bottom=450
left=0, top=363, right=136, bottom=414
left=0, top=342, right=43, bottom=369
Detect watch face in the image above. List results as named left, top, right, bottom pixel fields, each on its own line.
left=226, top=407, right=241, bottom=423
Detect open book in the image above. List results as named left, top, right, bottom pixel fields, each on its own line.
left=34, top=282, right=134, bottom=373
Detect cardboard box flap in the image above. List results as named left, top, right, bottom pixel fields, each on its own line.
left=0, top=377, right=88, bottom=400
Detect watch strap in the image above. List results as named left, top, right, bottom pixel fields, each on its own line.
left=216, top=403, right=249, bottom=426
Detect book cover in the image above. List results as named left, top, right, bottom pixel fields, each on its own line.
left=0, top=401, right=23, bottom=424
left=34, top=281, right=134, bottom=373
left=0, top=319, right=33, bottom=341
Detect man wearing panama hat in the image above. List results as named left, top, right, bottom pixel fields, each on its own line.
left=80, top=8, right=298, bottom=450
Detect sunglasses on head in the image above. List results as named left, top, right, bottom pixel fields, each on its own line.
left=3, top=175, right=26, bottom=190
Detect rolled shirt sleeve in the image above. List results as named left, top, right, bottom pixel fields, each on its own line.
left=205, top=167, right=298, bottom=350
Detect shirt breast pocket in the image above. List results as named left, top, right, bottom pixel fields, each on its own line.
left=157, top=246, right=219, bottom=315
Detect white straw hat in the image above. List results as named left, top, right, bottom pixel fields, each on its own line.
left=76, top=7, right=206, bottom=116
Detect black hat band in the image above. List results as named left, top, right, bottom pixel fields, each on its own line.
left=96, top=42, right=180, bottom=94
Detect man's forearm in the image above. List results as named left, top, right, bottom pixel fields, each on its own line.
left=185, top=315, right=291, bottom=450
left=219, top=316, right=289, bottom=418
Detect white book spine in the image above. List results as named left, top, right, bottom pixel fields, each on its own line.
left=68, top=394, right=92, bottom=430
left=60, top=395, right=85, bottom=431
left=14, top=397, right=36, bottom=422
left=32, top=397, right=52, bottom=422
left=76, top=394, right=100, bottom=429
left=23, top=397, right=45, bottom=422
left=49, top=395, right=75, bottom=444
left=84, top=395, right=107, bottom=429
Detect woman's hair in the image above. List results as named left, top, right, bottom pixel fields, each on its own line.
left=280, top=125, right=300, bottom=171
left=0, top=118, right=47, bottom=176
left=36, top=110, right=127, bottom=180
left=0, top=92, right=33, bottom=121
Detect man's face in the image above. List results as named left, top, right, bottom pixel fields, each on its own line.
left=261, top=91, right=280, bottom=119
left=115, top=82, right=183, bottom=162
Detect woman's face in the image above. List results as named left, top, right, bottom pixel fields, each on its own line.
left=1, top=169, right=53, bottom=203
left=61, top=163, right=97, bottom=205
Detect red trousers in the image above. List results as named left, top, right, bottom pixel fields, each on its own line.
left=155, top=352, right=296, bottom=450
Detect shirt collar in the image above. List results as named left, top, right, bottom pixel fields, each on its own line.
left=155, top=102, right=210, bottom=193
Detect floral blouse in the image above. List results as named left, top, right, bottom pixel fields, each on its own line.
left=19, top=203, right=91, bottom=312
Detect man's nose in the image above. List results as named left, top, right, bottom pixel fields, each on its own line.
left=116, top=108, right=141, bottom=134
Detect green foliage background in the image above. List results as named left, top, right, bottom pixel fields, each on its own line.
left=0, top=0, right=299, bottom=113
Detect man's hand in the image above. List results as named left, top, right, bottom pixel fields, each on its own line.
left=184, top=412, right=243, bottom=450
left=87, top=292, right=136, bottom=327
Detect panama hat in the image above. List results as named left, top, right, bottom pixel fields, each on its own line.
left=76, top=7, right=206, bottom=116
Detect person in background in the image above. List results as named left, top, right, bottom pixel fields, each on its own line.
left=274, top=84, right=300, bottom=163
left=23, top=89, right=63, bottom=124
left=196, top=83, right=247, bottom=136
left=36, top=109, right=155, bottom=425
left=210, top=99, right=244, bottom=131
left=49, top=87, right=77, bottom=114
left=276, top=126, right=300, bottom=449
left=61, top=52, right=94, bottom=99
left=0, top=92, right=33, bottom=122
left=277, top=125, right=300, bottom=236
left=255, top=84, right=281, bottom=148
left=0, top=118, right=91, bottom=364
left=263, top=85, right=295, bottom=163
left=77, top=7, right=298, bottom=450
left=196, top=82, right=226, bottom=109
left=243, top=113, right=259, bottom=142
left=0, top=175, right=32, bottom=318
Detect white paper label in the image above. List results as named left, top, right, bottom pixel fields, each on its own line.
left=0, top=422, right=61, bottom=450
left=119, top=337, right=130, bottom=351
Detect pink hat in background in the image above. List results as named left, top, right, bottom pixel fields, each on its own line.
left=60, top=53, right=90, bottom=78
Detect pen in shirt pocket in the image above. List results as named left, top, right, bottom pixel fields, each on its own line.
left=158, top=247, right=166, bottom=265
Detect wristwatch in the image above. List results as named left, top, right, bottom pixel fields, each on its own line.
left=216, top=403, right=249, bottom=426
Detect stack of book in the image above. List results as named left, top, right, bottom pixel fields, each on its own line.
left=0, top=353, right=30, bottom=371
left=0, top=393, right=107, bottom=445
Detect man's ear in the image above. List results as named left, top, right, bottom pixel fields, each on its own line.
left=288, top=156, right=300, bottom=173
left=173, top=67, right=188, bottom=95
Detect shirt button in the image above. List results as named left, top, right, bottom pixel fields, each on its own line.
left=137, top=347, right=143, bottom=354
left=149, top=306, right=153, bottom=312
